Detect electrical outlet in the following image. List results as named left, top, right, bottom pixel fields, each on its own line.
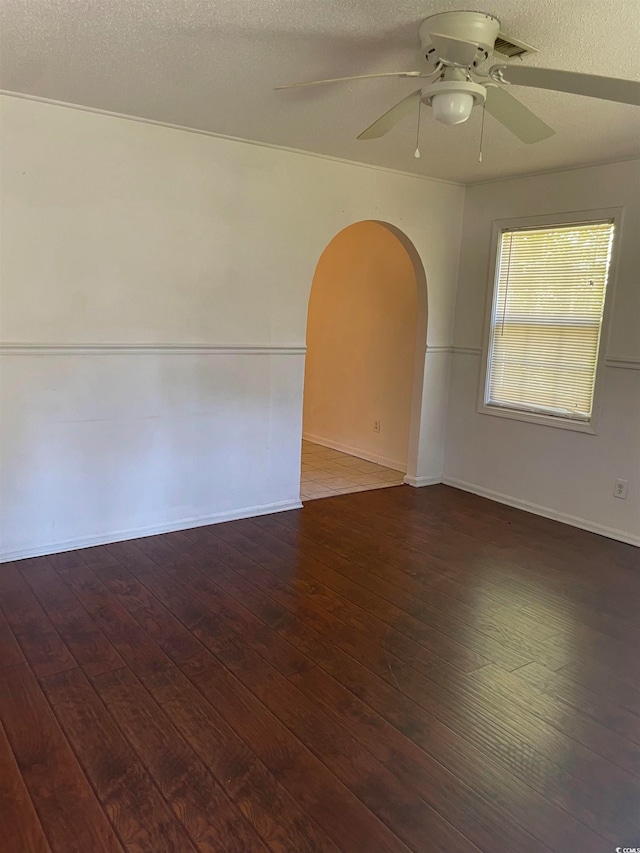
left=614, top=478, right=628, bottom=500
left=373, top=420, right=381, bottom=433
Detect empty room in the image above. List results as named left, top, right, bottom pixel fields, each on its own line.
left=1, top=1, right=639, bottom=851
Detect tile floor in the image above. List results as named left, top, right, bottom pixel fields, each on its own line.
left=300, top=440, right=405, bottom=501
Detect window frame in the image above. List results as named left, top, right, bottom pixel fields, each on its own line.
left=477, top=207, right=623, bottom=435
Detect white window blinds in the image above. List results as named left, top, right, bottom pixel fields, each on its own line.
left=485, top=220, right=614, bottom=422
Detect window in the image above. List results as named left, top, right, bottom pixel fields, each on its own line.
left=481, top=216, right=616, bottom=431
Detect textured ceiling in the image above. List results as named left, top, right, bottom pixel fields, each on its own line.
left=1, top=0, right=639, bottom=183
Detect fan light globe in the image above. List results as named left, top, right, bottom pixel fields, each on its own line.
left=431, top=91, right=474, bottom=125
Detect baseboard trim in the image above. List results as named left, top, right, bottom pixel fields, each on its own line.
left=0, top=499, right=303, bottom=563
left=403, top=474, right=442, bottom=487
left=442, top=477, right=640, bottom=547
left=303, top=433, right=406, bottom=473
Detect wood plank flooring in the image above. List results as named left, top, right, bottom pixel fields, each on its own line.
left=1, top=484, right=638, bottom=853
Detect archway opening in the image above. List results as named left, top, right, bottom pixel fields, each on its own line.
left=301, top=220, right=428, bottom=501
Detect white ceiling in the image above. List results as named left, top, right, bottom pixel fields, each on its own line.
left=1, top=0, right=639, bottom=183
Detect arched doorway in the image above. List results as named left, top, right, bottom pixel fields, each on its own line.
left=300, top=220, right=428, bottom=501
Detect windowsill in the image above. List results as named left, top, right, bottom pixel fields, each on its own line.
left=477, top=403, right=598, bottom=434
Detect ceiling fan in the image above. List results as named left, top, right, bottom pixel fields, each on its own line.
left=275, top=11, right=640, bottom=147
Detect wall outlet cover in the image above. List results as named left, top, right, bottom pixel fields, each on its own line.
left=614, top=478, right=628, bottom=499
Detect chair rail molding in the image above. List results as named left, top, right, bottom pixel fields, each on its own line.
left=0, top=342, right=306, bottom=356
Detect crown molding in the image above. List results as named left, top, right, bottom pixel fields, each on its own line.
left=466, top=156, right=640, bottom=188
left=0, top=89, right=464, bottom=188
left=2, top=91, right=636, bottom=189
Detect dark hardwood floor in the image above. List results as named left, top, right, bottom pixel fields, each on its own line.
left=1, top=484, right=638, bottom=852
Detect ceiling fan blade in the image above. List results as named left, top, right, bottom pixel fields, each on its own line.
left=357, top=90, right=422, bottom=140
left=430, top=32, right=479, bottom=68
left=275, top=71, right=425, bottom=91
left=490, top=64, right=640, bottom=106
left=485, top=85, right=555, bottom=143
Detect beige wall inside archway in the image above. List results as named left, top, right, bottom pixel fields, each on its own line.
left=303, top=220, right=421, bottom=472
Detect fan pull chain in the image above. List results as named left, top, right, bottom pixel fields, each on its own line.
left=478, top=103, right=486, bottom=163
left=414, top=99, right=422, bottom=159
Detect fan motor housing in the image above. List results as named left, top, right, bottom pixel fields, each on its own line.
left=420, top=11, right=500, bottom=67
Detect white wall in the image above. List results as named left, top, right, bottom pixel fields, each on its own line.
left=0, top=94, right=465, bottom=560
left=444, top=160, right=640, bottom=545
